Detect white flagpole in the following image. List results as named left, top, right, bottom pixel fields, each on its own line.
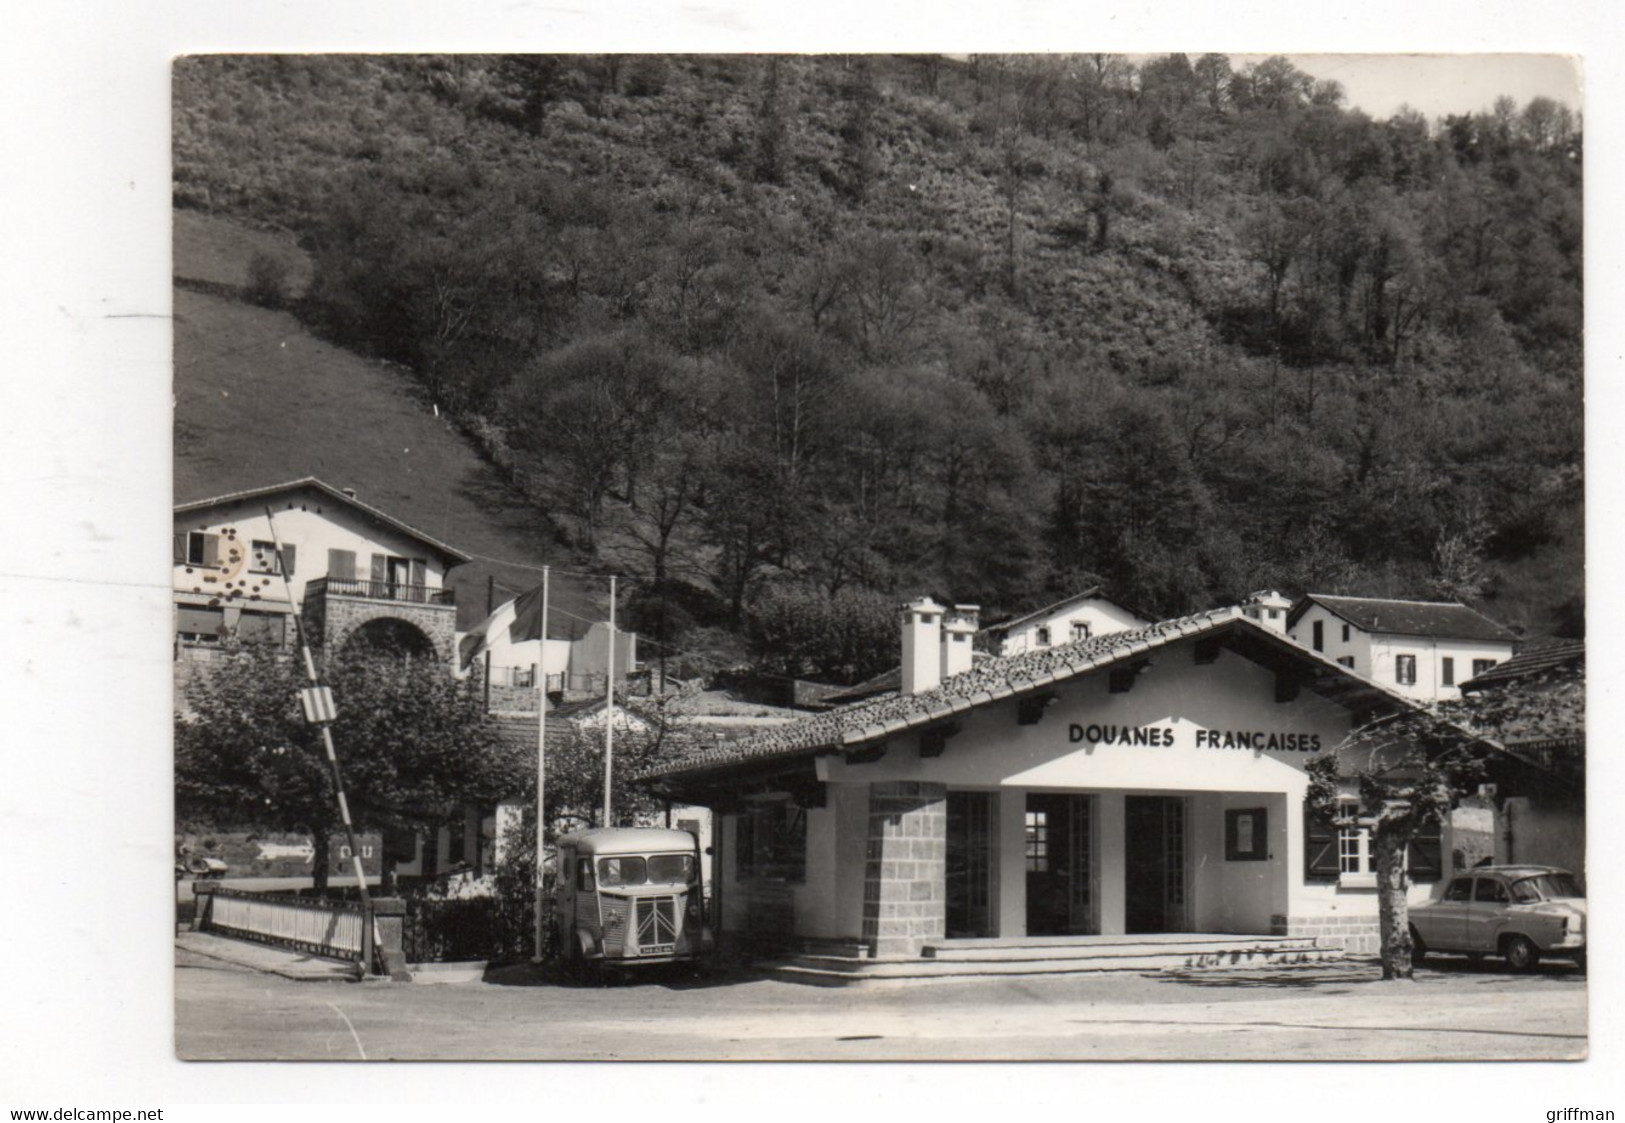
left=531, top=566, right=550, bottom=963
left=602, top=575, right=616, bottom=827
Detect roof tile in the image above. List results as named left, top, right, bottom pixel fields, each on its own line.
left=643, top=606, right=1251, bottom=779
left=1290, top=595, right=1517, bottom=643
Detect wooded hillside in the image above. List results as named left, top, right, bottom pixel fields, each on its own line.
left=173, top=54, right=1583, bottom=685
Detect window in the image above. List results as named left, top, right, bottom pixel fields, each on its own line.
left=184, top=531, right=220, bottom=568
left=1025, top=810, right=1050, bottom=872
left=249, top=540, right=293, bottom=575
left=1312, top=621, right=1324, bottom=652
left=1336, top=656, right=1355, bottom=669
left=176, top=605, right=226, bottom=643
left=236, top=611, right=285, bottom=646
left=1441, top=657, right=1455, bottom=687
left=1070, top=621, right=1090, bottom=642
left=1395, top=654, right=1417, bottom=685
left=577, top=857, right=596, bottom=892
left=327, top=549, right=358, bottom=581
left=1336, top=799, right=1372, bottom=875
left=598, top=857, right=644, bottom=886
left=736, top=802, right=806, bottom=882
left=1036, top=626, right=1051, bottom=647
left=1443, top=877, right=1473, bottom=902
left=1341, top=624, right=1350, bottom=643
left=1473, top=877, right=1509, bottom=904
left=1268, top=608, right=1280, bottom=620
left=1472, top=659, right=1497, bottom=677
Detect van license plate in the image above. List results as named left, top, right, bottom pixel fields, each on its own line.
left=641, top=944, right=675, bottom=956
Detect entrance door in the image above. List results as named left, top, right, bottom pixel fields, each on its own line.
left=946, top=792, right=995, bottom=937
left=1025, top=794, right=1095, bottom=936
left=386, top=556, right=412, bottom=600
left=1125, top=796, right=1187, bottom=933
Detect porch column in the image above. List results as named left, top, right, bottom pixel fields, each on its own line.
left=996, top=788, right=1026, bottom=938
left=1097, top=792, right=1126, bottom=935
left=862, top=781, right=947, bottom=957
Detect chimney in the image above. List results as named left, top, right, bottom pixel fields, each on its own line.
left=941, top=604, right=980, bottom=681
left=899, top=596, right=946, bottom=695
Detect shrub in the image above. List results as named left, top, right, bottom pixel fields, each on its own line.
left=245, top=250, right=290, bottom=309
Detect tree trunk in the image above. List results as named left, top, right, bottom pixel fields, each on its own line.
left=1375, top=826, right=1413, bottom=980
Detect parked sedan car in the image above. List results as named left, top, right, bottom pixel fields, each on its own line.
left=1409, top=866, right=1585, bottom=972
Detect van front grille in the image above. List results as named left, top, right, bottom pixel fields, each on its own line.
left=636, top=896, right=679, bottom=948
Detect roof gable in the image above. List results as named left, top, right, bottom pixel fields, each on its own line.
left=1287, top=595, right=1517, bottom=644
left=175, top=478, right=471, bottom=565
left=985, top=588, right=1148, bottom=635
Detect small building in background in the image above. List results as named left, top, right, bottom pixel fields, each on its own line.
left=1239, top=590, right=1293, bottom=634
left=1285, top=594, right=1517, bottom=702
left=981, top=588, right=1149, bottom=657
left=459, top=585, right=642, bottom=714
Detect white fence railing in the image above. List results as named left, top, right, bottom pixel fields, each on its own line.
left=202, top=887, right=366, bottom=960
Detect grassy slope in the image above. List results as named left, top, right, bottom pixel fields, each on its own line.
left=173, top=210, right=602, bottom=632
left=171, top=58, right=1581, bottom=641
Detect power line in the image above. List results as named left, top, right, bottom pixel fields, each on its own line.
left=461, top=550, right=624, bottom=582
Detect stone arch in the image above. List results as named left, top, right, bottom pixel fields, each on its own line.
left=336, top=614, right=450, bottom=667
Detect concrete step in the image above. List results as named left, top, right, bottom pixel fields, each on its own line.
left=922, top=937, right=1322, bottom=963
left=925, top=933, right=1318, bottom=952
left=762, top=943, right=1343, bottom=984
left=791, top=940, right=871, bottom=960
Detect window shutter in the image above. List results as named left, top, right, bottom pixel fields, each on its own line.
left=237, top=611, right=285, bottom=645
left=327, top=549, right=356, bottom=581
left=1406, top=817, right=1443, bottom=883
left=1304, top=804, right=1340, bottom=880
left=279, top=543, right=296, bottom=577
left=371, top=554, right=387, bottom=583
left=410, top=558, right=427, bottom=587
left=172, top=534, right=185, bottom=563
left=176, top=605, right=225, bottom=636
left=201, top=534, right=220, bottom=568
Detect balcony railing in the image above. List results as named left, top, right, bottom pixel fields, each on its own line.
left=312, top=577, right=455, bottom=606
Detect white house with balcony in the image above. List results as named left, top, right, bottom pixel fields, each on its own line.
left=173, top=478, right=470, bottom=672
left=1284, top=594, right=1516, bottom=702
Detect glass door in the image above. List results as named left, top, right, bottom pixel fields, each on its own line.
left=946, top=791, right=995, bottom=937
left=1125, top=796, right=1188, bottom=933
left=1025, top=794, right=1097, bottom=936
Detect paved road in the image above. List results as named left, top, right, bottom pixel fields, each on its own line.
left=175, top=944, right=1587, bottom=1062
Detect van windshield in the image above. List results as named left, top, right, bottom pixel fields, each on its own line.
left=597, top=853, right=695, bottom=887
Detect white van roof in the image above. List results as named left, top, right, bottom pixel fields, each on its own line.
left=558, top=827, right=698, bottom=855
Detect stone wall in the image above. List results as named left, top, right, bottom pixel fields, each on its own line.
left=862, top=781, right=947, bottom=958
left=1271, top=913, right=1380, bottom=955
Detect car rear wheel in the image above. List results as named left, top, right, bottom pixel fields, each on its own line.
left=1503, top=934, right=1540, bottom=973
left=1408, top=926, right=1428, bottom=964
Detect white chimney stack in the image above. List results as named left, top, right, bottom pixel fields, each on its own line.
left=900, top=597, right=946, bottom=695
left=941, top=604, right=980, bottom=681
